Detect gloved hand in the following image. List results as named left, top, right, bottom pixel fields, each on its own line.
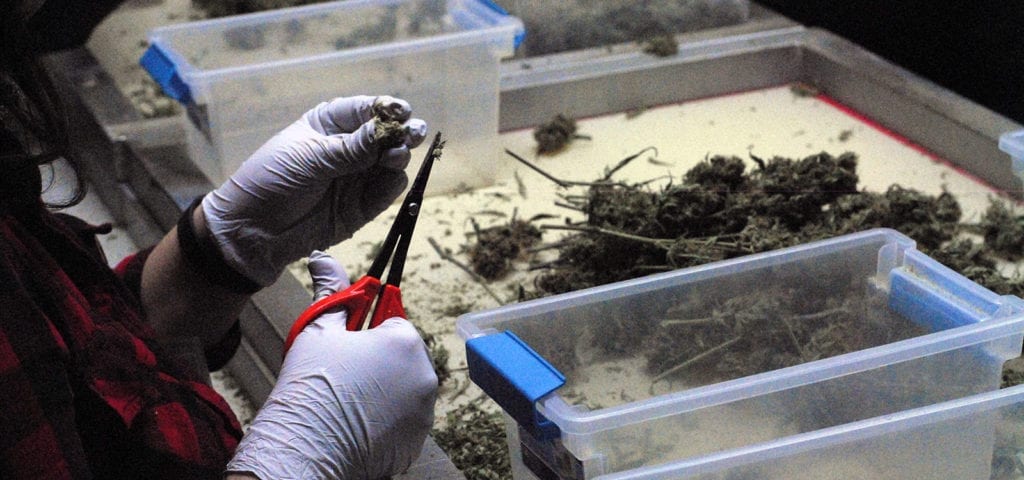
left=226, top=250, right=438, bottom=479
left=202, top=96, right=428, bottom=286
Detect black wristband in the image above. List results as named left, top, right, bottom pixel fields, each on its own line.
left=177, top=197, right=262, bottom=295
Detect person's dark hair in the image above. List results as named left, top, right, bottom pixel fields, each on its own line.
left=2, top=2, right=87, bottom=208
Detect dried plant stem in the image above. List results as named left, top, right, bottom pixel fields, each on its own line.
left=781, top=317, right=807, bottom=360
left=634, top=264, right=675, bottom=273
left=650, top=336, right=743, bottom=387
left=792, top=308, right=849, bottom=322
left=505, top=149, right=631, bottom=188
left=513, top=170, right=528, bottom=198
left=505, top=149, right=573, bottom=187
left=451, top=375, right=472, bottom=399
left=659, top=317, right=719, bottom=327
left=542, top=225, right=742, bottom=254
left=664, top=248, right=719, bottom=263
left=554, top=201, right=586, bottom=212
left=601, top=146, right=658, bottom=181
left=427, top=237, right=504, bottom=305
left=528, top=260, right=561, bottom=271
left=542, top=224, right=673, bottom=247
left=527, top=240, right=575, bottom=254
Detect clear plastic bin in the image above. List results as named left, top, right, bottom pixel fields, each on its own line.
left=495, top=0, right=750, bottom=57
left=1001, top=130, right=1024, bottom=187
left=142, top=0, right=523, bottom=191
left=597, top=383, right=1024, bottom=480
left=457, top=228, right=1024, bottom=479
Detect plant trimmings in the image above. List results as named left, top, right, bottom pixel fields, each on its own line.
left=528, top=152, right=976, bottom=295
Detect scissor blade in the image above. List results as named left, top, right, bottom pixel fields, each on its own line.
left=366, top=133, right=443, bottom=279
left=382, top=132, right=443, bottom=287
left=404, top=132, right=444, bottom=204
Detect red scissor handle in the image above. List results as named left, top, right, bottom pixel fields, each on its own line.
left=369, top=284, right=406, bottom=329
left=282, top=275, right=381, bottom=355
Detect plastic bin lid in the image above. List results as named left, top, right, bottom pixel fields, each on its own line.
left=138, top=0, right=523, bottom=106
left=477, top=0, right=526, bottom=48
left=140, top=44, right=192, bottom=104
left=466, top=331, right=565, bottom=440
left=1000, top=130, right=1024, bottom=180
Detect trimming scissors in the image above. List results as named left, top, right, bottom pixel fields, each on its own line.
left=283, top=132, right=444, bottom=355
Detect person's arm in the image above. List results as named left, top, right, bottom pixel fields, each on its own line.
left=139, top=205, right=249, bottom=349
left=136, top=95, right=425, bottom=348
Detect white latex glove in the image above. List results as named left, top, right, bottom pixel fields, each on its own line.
left=203, top=96, right=428, bottom=286
left=227, top=251, right=438, bottom=479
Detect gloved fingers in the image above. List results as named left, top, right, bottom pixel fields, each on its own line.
left=375, top=316, right=414, bottom=330
left=306, top=95, right=377, bottom=135
left=314, top=121, right=380, bottom=174
left=314, top=115, right=427, bottom=176
left=371, top=95, right=413, bottom=123
left=370, top=317, right=437, bottom=369
left=404, top=118, right=428, bottom=149
left=373, top=318, right=439, bottom=361
left=378, top=118, right=427, bottom=170
left=308, top=250, right=351, bottom=301
left=303, top=248, right=351, bottom=335
left=372, top=317, right=441, bottom=395
left=308, top=95, right=412, bottom=136
left=380, top=145, right=411, bottom=171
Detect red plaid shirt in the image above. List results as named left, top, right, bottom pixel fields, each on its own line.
left=0, top=201, right=242, bottom=479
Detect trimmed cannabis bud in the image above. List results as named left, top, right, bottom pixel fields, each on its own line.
left=373, top=119, right=406, bottom=150
left=534, top=114, right=583, bottom=154
left=372, top=99, right=408, bottom=150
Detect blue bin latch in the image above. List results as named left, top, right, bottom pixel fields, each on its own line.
left=140, top=44, right=192, bottom=104
left=466, top=331, right=566, bottom=440
left=140, top=45, right=211, bottom=138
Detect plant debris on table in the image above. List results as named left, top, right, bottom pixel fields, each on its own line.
left=433, top=402, right=512, bottom=480
left=529, top=151, right=1017, bottom=296
left=469, top=216, right=543, bottom=280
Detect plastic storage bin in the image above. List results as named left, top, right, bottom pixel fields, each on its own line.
left=457, top=228, right=1024, bottom=479
left=495, top=0, right=750, bottom=57
left=1001, top=130, right=1024, bottom=187
left=142, top=0, right=523, bottom=191
left=597, top=383, right=1024, bottom=480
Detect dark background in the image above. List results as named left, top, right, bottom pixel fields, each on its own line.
left=755, top=1, right=1024, bottom=124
